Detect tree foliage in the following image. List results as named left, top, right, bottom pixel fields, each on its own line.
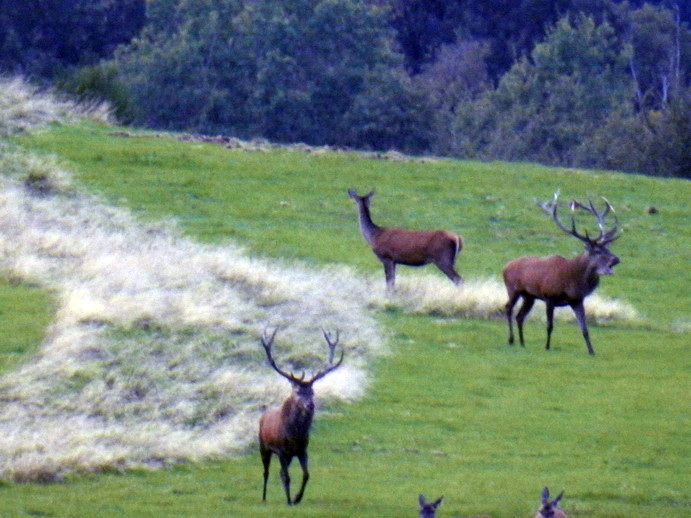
left=2, top=0, right=690, bottom=176
left=114, top=0, right=431, bottom=151
left=0, top=0, right=145, bottom=77
left=453, top=15, right=634, bottom=165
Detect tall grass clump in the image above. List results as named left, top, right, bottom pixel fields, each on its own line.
left=366, top=274, right=638, bottom=323
left=0, top=149, right=384, bottom=482
left=0, top=76, right=111, bottom=138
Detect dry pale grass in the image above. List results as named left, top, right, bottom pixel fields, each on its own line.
left=0, top=149, right=384, bottom=481
left=0, top=76, right=111, bottom=137
left=368, top=274, right=638, bottom=324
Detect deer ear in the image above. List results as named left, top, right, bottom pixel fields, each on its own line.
left=541, top=487, right=550, bottom=502
left=419, top=494, right=427, bottom=506
left=433, top=496, right=444, bottom=508
left=347, top=189, right=357, bottom=199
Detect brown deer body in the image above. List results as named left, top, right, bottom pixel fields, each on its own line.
left=503, top=194, right=621, bottom=355
left=258, top=328, right=343, bottom=505
left=535, top=487, right=567, bottom=518
left=348, top=189, right=463, bottom=288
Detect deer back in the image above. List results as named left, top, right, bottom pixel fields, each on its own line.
left=503, top=253, right=600, bottom=302
left=373, top=228, right=460, bottom=265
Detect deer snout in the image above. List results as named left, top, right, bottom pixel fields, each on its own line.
left=598, top=254, right=620, bottom=275
left=605, top=255, right=620, bottom=274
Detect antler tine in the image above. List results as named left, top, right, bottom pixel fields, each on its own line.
left=260, top=327, right=299, bottom=382
left=309, top=330, right=344, bottom=384
left=569, top=196, right=620, bottom=244
left=260, top=326, right=278, bottom=358
left=599, top=196, right=620, bottom=244
left=540, top=192, right=590, bottom=243
left=322, top=328, right=340, bottom=364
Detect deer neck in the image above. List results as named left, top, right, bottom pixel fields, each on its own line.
left=282, top=395, right=315, bottom=437
left=575, top=253, right=601, bottom=294
left=355, top=201, right=380, bottom=245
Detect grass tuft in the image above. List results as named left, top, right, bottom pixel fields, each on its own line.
left=366, top=274, right=638, bottom=323
left=0, top=76, right=111, bottom=138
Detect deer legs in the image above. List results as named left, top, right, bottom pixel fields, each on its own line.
left=273, top=453, right=309, bottom=506
left=381, top=258, right=462, bottom=289
left=261, top=449, right=310, bottom=506
left=292, top=452, right=310, bottom=505
left=382, top=259, right=396, bottom=289
left=261, top=447, right=272, bottom=501
left=506, top=295, right=596, bottom=355
left=515, top=296, right=535, bottom=346
left=545, top=300, right=555, bottom=350
left=506, top=293, right=535, bottom=346
left=571, top=301, right=595, bottom=355
left=278, top=455, right=292, bottom=505
left=435, top=259, right=462, bottom=285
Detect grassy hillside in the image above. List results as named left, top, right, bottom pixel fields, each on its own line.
left=0, top=114, right=688, bottom=516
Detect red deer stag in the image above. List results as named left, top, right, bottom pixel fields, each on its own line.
left=258, top=328, right=344, bottom=505
left=419, top=494, right=444, bottom=518
left=535, top=487, right=567, bottom=518
left=348, top=189, right=463, bottom=288
left=503, top=193, right=621, bottom=355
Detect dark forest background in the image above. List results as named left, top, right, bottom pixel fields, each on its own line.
left=1, top=0, right=689, bottom=178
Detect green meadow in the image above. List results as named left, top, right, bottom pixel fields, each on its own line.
left=0, top=121, right=688, bottom=517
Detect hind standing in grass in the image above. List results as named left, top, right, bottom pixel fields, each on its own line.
left=348, top=189, right=463, bottom=288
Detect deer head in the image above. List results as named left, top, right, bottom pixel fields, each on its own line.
left=536, top=487, right=566, bottom=518
left=419, top=494, right=444, bottom=518
left=540, top=192, right=621, bottom=275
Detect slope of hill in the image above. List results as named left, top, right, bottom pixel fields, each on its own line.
left=0, top=77, right=688, bottom=516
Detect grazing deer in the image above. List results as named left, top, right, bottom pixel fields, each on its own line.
left=535, top=487, right=567, bottom=518
left=419, top=494, right=444, bottom=517
left=258, top=328, right=344, bottom=505
left=503, top=193, right=621, bottom=355
left=348, top=189, right=463, bottom=288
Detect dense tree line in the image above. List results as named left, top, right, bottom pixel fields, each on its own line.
left=1, top=0, right=689, bottom=178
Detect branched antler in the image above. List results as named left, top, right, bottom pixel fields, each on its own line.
left=540, top=192, right=620, bottom=246
left=260, top=327, right=344, bottom=385
left=261, top=327, right=301, bottom=383
left=310, top=329, right=344, bottom=383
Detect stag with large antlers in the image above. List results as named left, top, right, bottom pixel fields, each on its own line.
left=348, top=189, right=463, bottom=288
left=503, top=193, right=621, bottom=355
left=258, top=328, right=344, bottom=505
